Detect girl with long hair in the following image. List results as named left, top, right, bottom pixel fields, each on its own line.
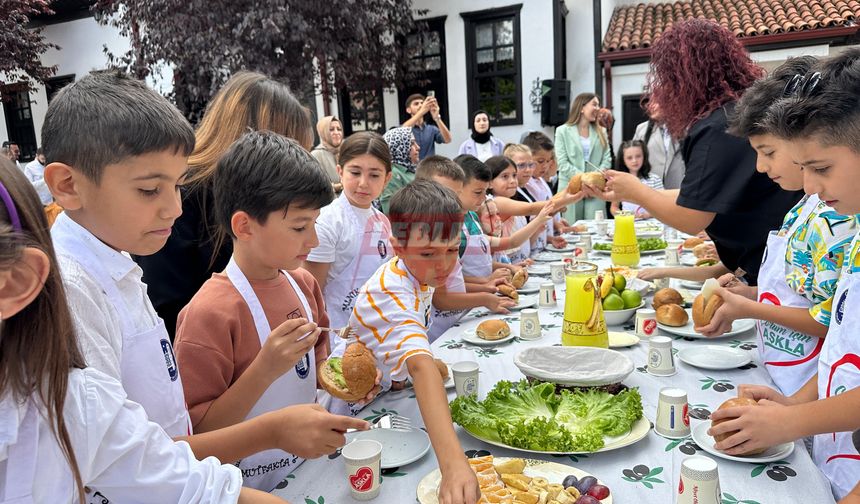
left=587, top=19, right=802, bottom=286
left=553, top=92, right=613, bottom=221
left=0, top=159, right=282, bottom=503
left=609, top=140, right=663, bottom=218
left=136, top=71, right=314, bottom=337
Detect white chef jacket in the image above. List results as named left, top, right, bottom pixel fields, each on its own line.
left=0, top=368, right=241, bottom=503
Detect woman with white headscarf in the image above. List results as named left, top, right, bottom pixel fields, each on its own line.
left=377, top=127, right=420, bottom=214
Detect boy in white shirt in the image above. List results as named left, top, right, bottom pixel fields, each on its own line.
left=42, top=71, right=368, bottom=499
left=348, top=179, right=481, bottom=504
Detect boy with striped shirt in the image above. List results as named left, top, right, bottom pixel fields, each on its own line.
left=348, top=179, right=480, bottom=504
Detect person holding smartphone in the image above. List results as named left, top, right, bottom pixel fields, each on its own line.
left=402, top=92, right=452, bottom=160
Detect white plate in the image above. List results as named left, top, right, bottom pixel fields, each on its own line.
left=508, top=294, right=539, bottom=311
left=346, top=427, right=430, bottom=469
left=608, top=331, right=640, bottom=348
left=677, top=346, right=751, bottom=370
left=691, top=422, right=795, bottom=464
left=461, top=416, right=651, bottom=455
left=532, top=251, right=566, bottom=262
left=528, top=264, right=551, bottom=275
left=657, top=308, right=756, bottom=339
left=517, top=278, right=543, bottom=294
left=443, top=364, right=454, bottom=389
left=681, top=255, right=697, bottom=266
left=545, top=242, right=577, bottom=253
left=680, top=280, right=704, bottom=290
left=462, top=327, right=517, bottom=346
left=417, top=457, right=613, bottom=504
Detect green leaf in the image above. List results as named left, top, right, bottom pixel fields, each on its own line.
left=642, top=481, right=653, bottom=489
left=621, top=476, right=637, bottom=483
left=644, top=477, right=664, bottom=484
left=723, top=493, right=736, bottom=501
left=740, top=500, right=761, bottom=504
left=647, top=467, right=664, bottom=477
left=665, top=439, right=681, bottom=451
left=319, top=498, right=325, bottom=504
left=750, top=465, right=766, bottom=478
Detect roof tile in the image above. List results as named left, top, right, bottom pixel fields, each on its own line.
left=603, top=0, right=860, bottom=52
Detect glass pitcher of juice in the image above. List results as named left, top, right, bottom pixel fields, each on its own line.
left=561, top=261, right=608, bottom=348
left=611, top=211, right=640, bottom=267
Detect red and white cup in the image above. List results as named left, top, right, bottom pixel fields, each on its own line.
left=342, top=439, right=382, bottom=500
left=655, top=387, right=690, bottom=439
left=677, top=455, right=721, bottom=504
left=635, top=308, right=657, bottom=338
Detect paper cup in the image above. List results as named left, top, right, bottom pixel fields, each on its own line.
left=594, top=210, right=606, bottom=222
left=655, top=387, right=690, bottom=439
left=677, top=456, right=721, bottom=504
left=342, top=439, right=382, bottom=500
left=539, top=283, right=557, bottom=307
left=520, top=309, right=541, bottom=340
left=452, top=361, right=479, bottom=397
left=550, top=262, right=566, bottom=284
left=635, top=308, right=657, bottom=338
left=647, top=336, right=676, bottom=376
left=664, top=247, right=680, bottom=266
left=596, top=221, right=608, bottom=236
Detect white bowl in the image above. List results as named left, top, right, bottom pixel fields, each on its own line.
left=603, top=301, right=645, bottom=326
left=514, top=346, right=634, bottom=386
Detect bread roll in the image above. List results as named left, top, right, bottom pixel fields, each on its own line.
left=512, top=269, right=527, bottom=289
left=692, top=291, right=724, bottom=327
left=476, top=319, right=511, bottom=340
left=498, top=284, right=519, bottom=301
left=683, top=237, right=704, bottom=249
left=434, top=358, right=449, bottom=381
left=320, top=343, right=377, bottom=402
left=566, top=173, right=582, bottom=194
left=656, top=304, right=689, bottom=327
left=581, top=172, right=606, bottom=190
left=711, top=397, right=768, bottom=455
left=652, top=287, right=683, bottom=310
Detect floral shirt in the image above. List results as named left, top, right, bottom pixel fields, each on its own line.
left=779, top=195, right=858, bottom=325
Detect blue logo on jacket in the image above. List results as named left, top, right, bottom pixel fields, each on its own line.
left=295, top=353, right=311, bottom=379
left=161, top=339, right=179, bottom=382
left=836, top=290, right=848, bottom=325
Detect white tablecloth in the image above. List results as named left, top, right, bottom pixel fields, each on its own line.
left=275, top=228, right=836, bottom=504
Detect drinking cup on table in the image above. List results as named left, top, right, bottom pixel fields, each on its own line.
left=635, top=308, right=657, bottom=338
left=677, top=456, right=722, bottom=504
left=655, top=387, right=691, bottom=438
left=647, top=336, right=676, bottom=376
left=452, top=361, right=479, bottom=398
left=594, top=210, right=606, bottom=221
left=538, top=283, right=557, bottom=307
left=596, top=220, right=608, bottom=236
left=550, top=262, right=566, bottom=283
left=654, top=277, right=670, bottom=290
left=579, top=234, right=592, bottom=257
left=519, top=309, right=541, bottom=340
left=664, top=246, right=681, bottom=266
left=342, top=439, right=383, bottom=500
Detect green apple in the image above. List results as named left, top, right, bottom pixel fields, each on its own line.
left=602, top=293, right=625, bottom=311
left=613, top=274, right=626, bottom=291
left=621, top=289, right=642, bottom=309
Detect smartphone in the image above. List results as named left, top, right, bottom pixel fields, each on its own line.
left=427, top=90, right=436, bottom=98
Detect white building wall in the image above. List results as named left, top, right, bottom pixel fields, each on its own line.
left=0, top=16, right=129, bottom=146
left=405, top=0, right=558, bottom=158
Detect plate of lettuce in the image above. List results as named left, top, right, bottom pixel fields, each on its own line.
left=451, top=379, right=649, bottom=454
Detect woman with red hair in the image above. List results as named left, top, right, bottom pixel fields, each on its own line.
left=587, top=19, right=802, bottom=285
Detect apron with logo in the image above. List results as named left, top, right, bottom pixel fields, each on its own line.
left=812, top=233, right=860, bottom=500
left=52, top=228, right=191, bottom=439
left=460, top=216, right=493, bottom=279
left=1, top=402, right=37, bottom=504
left=428, top=261, right=466, bottom=341
left=323, top=195, right=391, bottom=332
left=756, top=195, right=824, bottom=396
left=225, top=258, right=317, bottom=491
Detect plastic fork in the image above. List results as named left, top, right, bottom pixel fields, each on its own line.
left=346, top=413, right=412, bottom=433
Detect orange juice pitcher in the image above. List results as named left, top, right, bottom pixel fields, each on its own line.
left=611, top=211, right=640, bottom=267
left=561, top=261, right=608, bottom=348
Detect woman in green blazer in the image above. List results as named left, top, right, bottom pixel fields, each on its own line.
left=554, top=93, right=613, bottom=221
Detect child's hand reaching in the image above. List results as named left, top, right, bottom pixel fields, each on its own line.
left=717, top=273, right=758, bottom=300
left=267, top=404, right=369, bottom=459
left=637, top=267, right=668, bottom=281
left=438, top=459, right=481, bottom=504
left=707, top=396, right=796, bottom=456
left=695, top=286, right=751, bottom=337
left=254, top=318, right=320, bottom=382
left=549, top=235, right=567, bottom=249
left=485, top=293, right=516, bottom=314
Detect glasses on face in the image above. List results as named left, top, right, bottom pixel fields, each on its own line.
left=516, top=162, right=536, bottom=170
left=783, top=71, right=822, bottom=97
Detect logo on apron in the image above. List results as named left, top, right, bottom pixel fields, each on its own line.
left=295, top=353, right=311, bottom=379
left=161, top=339, right=179, bottom=382
left=837, top=290, right=848, bottom=325
left=853, top=429, right=860, bottom=452
left=377, top=240, right=387, bottom=259
left=480, top=239, right=488, bottom=254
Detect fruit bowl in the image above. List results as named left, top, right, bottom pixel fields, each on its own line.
left=603, top=301, right=645, bottom=326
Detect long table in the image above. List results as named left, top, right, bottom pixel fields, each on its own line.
left=275, top=234, right=836, bottom=504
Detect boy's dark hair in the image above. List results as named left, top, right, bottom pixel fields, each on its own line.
left=521, top=131, right=554, bottom=153
left=416, top=155, right=466, bottom=183
left=728, top=56, right=818, bottom=138
left=41, top=70, right=195, bottom=183
left=338, top=131, right=392, bottom=173
left=453, top=154, right=492, bottom=183
left=1, top=141, right=15, bottom=148
left=485, top=155, right=516, bottom=181
left=35, top=147, right=43, bottom=156
left=389, top=179, right=464, bottom=245
left=405, top=93, right=425, bottom=109
left=766, top=48, right=860, bottom=151
left=615, top=140, right=652, bottom=179
left=213, top=131, right=334, bottom=240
